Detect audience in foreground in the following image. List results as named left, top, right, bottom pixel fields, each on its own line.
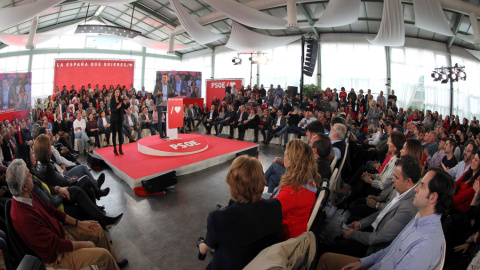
left=317, top=168, right=455, bottom=270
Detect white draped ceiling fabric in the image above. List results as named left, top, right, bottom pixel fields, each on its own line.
left=133, top=35, right=195, bottom=51
left=413, top=0, right=454, bottom=37
left=203, top=0, right=287, bottom=30
left=0, top=21, right=81, bottom=47
left=82, top=0, right=135, bottom=5
left=367, top=0, right=405, bottom=46
left=169, top=0, right=223, bottom=45
left=314, top=0, right=361, bottom=28
left=225, top=22, right=301, bottom=52
left=457, top=33, right=478, bottom=45
left=0, top=0, right=64, bottom=31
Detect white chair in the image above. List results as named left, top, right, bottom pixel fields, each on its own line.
left=330, top=156, right=338, bottom=172
left=330, top=144, right=348, bottom=201
left=141, top=129, right=151, bottom=138
left=433, top=240, right=446, bottom=270
left=327, top=168, right=339, bottom=199
left=244, top=129, right=255, bottom=141
left=307, top=181, right=329, bottom=231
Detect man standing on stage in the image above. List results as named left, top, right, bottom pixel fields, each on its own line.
left=155, top=74, right=175, bottom=139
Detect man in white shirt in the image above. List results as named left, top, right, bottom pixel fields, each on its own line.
left=73, top=112, right=93, bottom=154
left=447, top=142, right=477, bottom=181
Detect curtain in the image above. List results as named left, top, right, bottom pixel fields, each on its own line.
left=203, top=0, right=287, bottom=29
left=451, top=55, right=480, bottom=120
left=413, top=0, right=453, bottom=36
left=321, top=43, right=387, bottom=93
left=225, top=22, right=301, bottom=52
left=169, top=0, right=223, bottom=45
left=314, top=0, right=361, bottom=28
left=0, top=0, right=64, bottom=31
left=367, top=0, right=405, bottom=46
left=390, top=47, right=450, bottom=115
left=0, top=21, right=81, bottom=47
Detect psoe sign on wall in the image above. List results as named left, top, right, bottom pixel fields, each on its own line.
left=137, top=134, right=209, bottom=156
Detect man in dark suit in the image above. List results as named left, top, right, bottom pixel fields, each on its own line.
left=320, top=155, right=421, bottom=258
left=171, top=74, right=187, bottom=96
left=229, top=105, right=249, bottom=140
left=122, top=107, right=141, bottom=141
left=278, top=98, right=292, bottom=116
left=1, top=129, right=14, bottom=163
left=185, top=104, right=200, bottom=131
left=203, top=105, right=219, bottom=135
left=217, top=105, right=237, bottom=136
left=356, top=94, right=367, bottom=113
left=155, top=73, right=176, bottom=138
left=265, top=110, right=286, bottom=144
left=139, top=106, right=156, bottom=136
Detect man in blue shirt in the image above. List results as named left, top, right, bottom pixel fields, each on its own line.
left=273, top=85, right=284, bottom=99
left=317, top=167, right=455, bottom=270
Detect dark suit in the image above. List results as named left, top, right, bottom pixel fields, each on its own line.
left=170, top=80, right=188, bottom=96
left=123, top=113, right=141, bottom=140
left=110, top=98, right=129, bottom=147
left=203, top=110, right=219, bottom=134
left=230, top=110, right=249, bottom=140
left=217, top=110, right=237, bottom=135
left=279, top=103, right=292, bottom=115
left=186, top=108, right=200, bottom=130
left=139, top=113, right=156, bottom=136
left=97, top=116, right=111, bottom=144
left=267, top=115, right=286, bottom=142
left=1, top=139, right=14, bottom=162
left=154, top=83, right=175, bottom=105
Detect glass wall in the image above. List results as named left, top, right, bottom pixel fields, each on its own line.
left=321, top=43, right=387, bottom=94
left=391, top=47, right=451, bottom=116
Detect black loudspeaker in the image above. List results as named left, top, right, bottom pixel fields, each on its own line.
left=286, top=86, right=298, bottom=97
left=236, top=147, right=259, bottom=158
left=225, top=86, right=232, bottom=94
left=87, top=153, right=106, bottom=170
left=141, top=171, right=178, bottom=193
left=303, top=38, right=318, bottom=77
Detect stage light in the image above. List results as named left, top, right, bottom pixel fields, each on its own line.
left=232, top=57, right=242, bottom=65
left=459, top=71, right=466, bottom=80
left=450, top=72, right=458, bottom=82
left=258, top=55, right=268, bottom=64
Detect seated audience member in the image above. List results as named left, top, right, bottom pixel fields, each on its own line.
left=329, top=123, right=347, bottom=161
left=452, top=151, right=480, bottom=213
left=52, top=113, right=70, bottom=143
left=73, top=112, right=94, bottom=154
left=264, top=121, right=324, bottom=193
left=228, top=105, right=248, bottom=140
left=14, top=143, right=122, bottom=229
left=185, top=103, right=200, bottom=131
left=319, top=155, right=421, bottom=259
left=442, top=138, right=459, bottom=170
left=138, top=106, right=156, bottom=136
left=6, top=159, right=128, bottom=269
left=202, top=105, right=218, bottom=135
left=197, top=155, right=281, bottom=270
left=272, top=139, right=320, bottom=240
left=448, top=141, right=477, bottom=181
left=1, top=129, right=14, bottom=163
left=336, top=132, right=406, bottom=201
left=311, top=134, right=333, bottom=181
left=264, top=109, right=286, bottom=144
left=216, top=105, right=236, bottom=135
left=275, top=111, right=315, bottom=147
left=98, top=110, right=111, bottom=146
left=122, top=107, right=140, bottom=142
left=239, top=107, right=259, bottom=142
left=86, top=113, right=101, bottom=148
left=255, top=109, right=273, bottom=143
left=426, top=138, right=446, bottom=169
left=318, top=168, right=455, bottom=270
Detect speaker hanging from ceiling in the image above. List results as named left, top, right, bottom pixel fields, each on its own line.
left=303, top=38, right=318, bottom=77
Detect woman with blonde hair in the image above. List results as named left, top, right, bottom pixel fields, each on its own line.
left=197, top=155, right=282, bottom=270
left=273, top=139, right=320, bottom=240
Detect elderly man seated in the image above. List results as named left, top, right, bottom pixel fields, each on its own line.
left=6, top=159, right=128, bottom=270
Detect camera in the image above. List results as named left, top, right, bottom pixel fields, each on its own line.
left=380, top=124, right=385, bottom=129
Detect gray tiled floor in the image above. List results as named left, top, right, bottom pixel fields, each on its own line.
left=79, top=130, right=286, bottom=270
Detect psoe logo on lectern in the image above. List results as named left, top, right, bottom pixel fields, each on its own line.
left=169, top=140, right=201, bottom=150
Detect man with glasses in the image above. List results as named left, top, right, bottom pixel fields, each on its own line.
left=447, top=141, right=478, bottom=181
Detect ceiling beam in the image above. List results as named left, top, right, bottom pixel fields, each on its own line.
left=447, top=13, right=465, bottom=48
left=298, top=3, right=319, bottom=38
left=132, top=2, right=178, bottom=28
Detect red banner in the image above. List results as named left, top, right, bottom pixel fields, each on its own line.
left=54, top=59, right=134, bottom=96
left=206, top=79, right=243, bottom=108
left=168, top=98, right=184, bottom=129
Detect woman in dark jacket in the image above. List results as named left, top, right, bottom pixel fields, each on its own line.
left=15, top=143, right=122, bottom=229
left=197, top=156, right=282, bottom=270
left=110, top=88, right=129, bottom=155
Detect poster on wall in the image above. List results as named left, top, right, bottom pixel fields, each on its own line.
left=205, top=78, right=243, bottom=108
left=54, top=59, right=134, bottom=97
left=154, top=71, right=202, bottom=99
left=0, top=72, right=32, bottom=121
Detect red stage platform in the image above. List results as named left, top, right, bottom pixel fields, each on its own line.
left=92, top=134, right=258, bottom=188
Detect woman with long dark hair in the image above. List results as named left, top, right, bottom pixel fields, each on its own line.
left=110, top=88, right=129, bottom=156
left=453, top=151, right=480, bottom=213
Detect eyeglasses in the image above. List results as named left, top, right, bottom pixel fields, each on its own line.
left=465, top=148, right=472, bottom=153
